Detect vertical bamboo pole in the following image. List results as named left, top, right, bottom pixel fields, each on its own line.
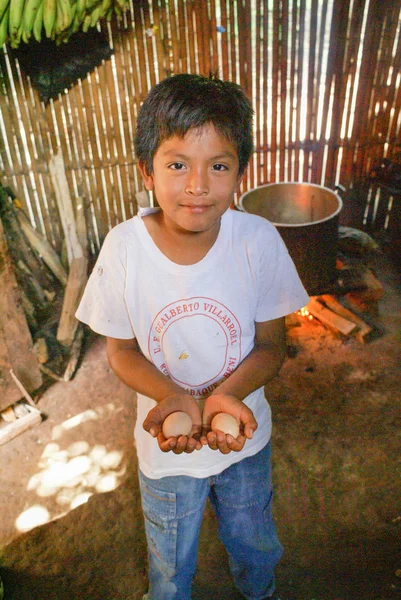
left=167, top=0, right=181, bottom=74
left=270, top=0, right=279, bottom=181
left=279, top=0, right=288, bottom=181
left=229, top=0, right=236, bottom=82
left=209, top=0, right=219, bottom=74
left=288, top=0, right=298, bottom=181
left=262, top=0, right=269, bottom=183
left=255, top=0, right=262, bottom=184
left=352, top=0, right=385, bottom=181
left=303, top=0, right=317, bottom=182
left=219, top=0, right=229, bottom=81
left=323, top=0, right=351, bottom=186
left=340, top=0, right=368, bottom=185
left=185, top=0, right=197, bottom=73
left=294, top=0, right=306, bottom=181
left=177, top=0, right=188, bottom=73
left=152, top=0, right=168, bottom=79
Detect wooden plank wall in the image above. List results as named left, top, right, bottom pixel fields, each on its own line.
left=0, top=0, right=400, bottom=256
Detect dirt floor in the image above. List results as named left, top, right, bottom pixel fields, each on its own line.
left=0, top=251, right=400, bottom=600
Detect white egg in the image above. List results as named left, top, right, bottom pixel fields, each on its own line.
left=211, top=413, right=240, bottom=438
left=162, top=411, right=192, bottom=438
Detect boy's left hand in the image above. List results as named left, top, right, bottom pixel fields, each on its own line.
left=200, top=393, right=258, bottom=454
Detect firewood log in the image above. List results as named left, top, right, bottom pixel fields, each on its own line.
left=17, top=210, right=68, bottom=286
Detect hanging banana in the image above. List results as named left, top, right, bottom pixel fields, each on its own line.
left=32, top=0, right=43, bottom=41
left=22, top=0, right=42, bottom=41
left=98, top=0, right=110, bottom=19
left=75, top=0, right=84, bottom=21
left=0, top=0, right=9, bottom=24
left=81, top=11, right=90, bottom=32
left=43, top=0, right=55, bottom=38
left=0, top=3, right=9, bottom=45
left=55, top=0, right=72, bottom=33
left=71, top=2, right=82, bottom=33
left=9, top=0, right=26, bottom=41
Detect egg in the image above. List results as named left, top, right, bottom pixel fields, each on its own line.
left=211, top=413, right=240, bottom=438
left=162, top=411, right=192, bottom=438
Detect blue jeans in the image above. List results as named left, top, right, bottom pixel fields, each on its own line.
left=139, top=442, right=283, bottom=600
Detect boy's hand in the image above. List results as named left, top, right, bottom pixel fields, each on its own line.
left=143, top=393, right=203, bottom=454
left=200, top=393, right=258, bottom=454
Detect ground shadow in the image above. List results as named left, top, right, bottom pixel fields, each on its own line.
left=0, top=467, right=148, bottom=600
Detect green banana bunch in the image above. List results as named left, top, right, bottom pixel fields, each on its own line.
left=0, top=0, right=130, bottom=47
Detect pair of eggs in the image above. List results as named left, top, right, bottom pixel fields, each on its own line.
left=162, top=411, right=240, bottom=439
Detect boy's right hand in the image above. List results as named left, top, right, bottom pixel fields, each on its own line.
left=142, top=393, right=203, bottom=454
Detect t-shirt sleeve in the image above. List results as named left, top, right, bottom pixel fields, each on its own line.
left=255, top=225, right=310, bottom=322
left=75, top=228, right=135, bottom=339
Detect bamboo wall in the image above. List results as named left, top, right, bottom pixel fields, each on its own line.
left=0, top=0, right=400, bottom=255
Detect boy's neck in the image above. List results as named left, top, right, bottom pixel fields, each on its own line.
left=142, top=211, right=221, bottom=265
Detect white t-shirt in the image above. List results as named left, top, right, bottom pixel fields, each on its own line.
left=76, top=208, right=309, bottom=479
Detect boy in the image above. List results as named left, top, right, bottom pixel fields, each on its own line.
left=76, top=73, right=309, bottom=600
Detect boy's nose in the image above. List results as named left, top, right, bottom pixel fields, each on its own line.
left=185, top=170, right=209, bottom=196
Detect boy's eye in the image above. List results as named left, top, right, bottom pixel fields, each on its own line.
left=169, top=162, right=185, bottom=170
left=212, top=163, right=228, bottom=171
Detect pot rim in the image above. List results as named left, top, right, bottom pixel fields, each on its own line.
left=238, top=181, right=343, bottom=228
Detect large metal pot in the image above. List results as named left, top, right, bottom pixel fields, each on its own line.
left=239, top=182, right=343, bottom=295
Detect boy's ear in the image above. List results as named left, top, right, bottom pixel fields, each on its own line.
left=138, top=161, right=154, bottom=190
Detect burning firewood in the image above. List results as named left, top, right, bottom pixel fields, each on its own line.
left=318, top=295, right=373, bottom=343
left=303, top=294, right=375, bottom=343
left=306, top=297, right=357, bottom=336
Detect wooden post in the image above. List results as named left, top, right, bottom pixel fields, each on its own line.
left=49, top=152, right=83, bottom=264
left=56, top=256, right=88, bottom=347
left=0, top=218, right=42, bottom=411
left=49, top=152, right=88, bottom=347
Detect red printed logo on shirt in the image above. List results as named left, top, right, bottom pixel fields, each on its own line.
left=148, top=297, right=242, bottom=396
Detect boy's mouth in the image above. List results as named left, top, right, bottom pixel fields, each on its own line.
left=181, top=203, right=212, bottom=213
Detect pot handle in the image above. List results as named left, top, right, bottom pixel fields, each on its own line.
left=333, top=184, right=346, bottom=197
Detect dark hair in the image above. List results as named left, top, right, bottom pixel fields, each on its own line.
left=134, top=73, right=254, bottom=176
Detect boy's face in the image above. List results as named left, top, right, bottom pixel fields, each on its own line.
left=139, top=123, right=242, bottom=236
